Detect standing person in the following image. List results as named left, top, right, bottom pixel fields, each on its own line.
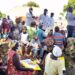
left=49, top=12, right=54, bottom=30
left=66, top=7, right=75, bottom=37
left=39, top=9, right=50, bottom=31
left=44, top=45, right=65, bottom=75
left=25, top=8, right=35, bottom=26
left=7, top=16, right=12, bottom=23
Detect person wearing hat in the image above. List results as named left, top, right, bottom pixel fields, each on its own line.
left=44, top=45, right=66, bottom=75
left=7, top=41, right=33, bottom=75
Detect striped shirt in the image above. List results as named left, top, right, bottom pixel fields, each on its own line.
left=53, top=32, right=64, bottom=47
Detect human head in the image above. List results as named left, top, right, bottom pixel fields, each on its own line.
left=7, top=15, right=10, bottom=20
left=2, top=18, right=7, bottom=22
left=52, top=45, right=62, bottom=57
left=26, top=45, right=32, bottom=54
left=8, top=41, right=19, bottom=51
left=22, top=21, right=25, bottom=25
left=50, top=12, right=54, bottom=17
left=67, top=7, right=73, bottom=13
left=45, top=37, right=54, bottom=47
left=22, top=26, right=27, bottom=33
left=39, top=25, right=43, bottom=29
left=44, top=9, right=48, bottom=15
left=30, top=21, right=36, bottom=27
left=60, top=30, right=65, bottom=35
left=29, top=7, right=33, bottom=13
left=55, top=26, right=60, bottom=32
left=48, top=29, right=53, bottom=36
left=34, top=36, right=38, bottom=40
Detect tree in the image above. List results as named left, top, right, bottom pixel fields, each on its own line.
left=64, top=0, right=75, bottom=12
left=23, top=1, right=39, bottom=7
left=0, top=11, right=6, bottom=18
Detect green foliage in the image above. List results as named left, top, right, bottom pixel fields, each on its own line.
left=0, top=11, right=6, bottom=18
left=23, top=1, right=39, bottom=7
left=0, top=12, right=2, bottom=18
left=64, top=0, right=75, bottom=12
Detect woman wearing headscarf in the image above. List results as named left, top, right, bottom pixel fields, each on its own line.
left=7, top=41, right=33, bottom=75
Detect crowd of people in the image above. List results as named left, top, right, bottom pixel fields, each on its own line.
left=0, top=7, right=75, bottom=75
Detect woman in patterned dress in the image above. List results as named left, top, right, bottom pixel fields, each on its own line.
left=7, top=41, right=33, bottom=75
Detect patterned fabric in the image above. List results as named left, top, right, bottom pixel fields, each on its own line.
left=7, top=49, right=38, bottom=75
left=7, top=50, right=26, bottom=75
left=53, top=32, right=64, bottom=50
left=66, top=38, right=75, bottom=58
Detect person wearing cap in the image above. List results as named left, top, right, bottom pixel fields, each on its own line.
left=39, top=9, right=50, bottom=31
left=25, top=7, right=35, bottom=26
left=7, top=41, right=33, bottom=75
left=44, top=45, right=65, bottom=75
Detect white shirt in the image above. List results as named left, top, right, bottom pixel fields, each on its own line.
left=30, top=39, right=40, bottom=49
left=25, top=12, right=34, bottom=26
left=21, top=32, right=29, bottom=44
left=39, top=14, right=50, bottom=30
left=66, top=12, right=75, bottom=26
left=44, top=53, right=64, bottom=75
left=50, top=17, right=54, bottom=26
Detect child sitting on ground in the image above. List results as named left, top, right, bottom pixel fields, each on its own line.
left=30, top=36, right=41, bottom=58
left=24, top=45, right=33, bottom=59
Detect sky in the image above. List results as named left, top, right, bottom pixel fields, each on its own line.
left=0, top=0, right=68, bottom=19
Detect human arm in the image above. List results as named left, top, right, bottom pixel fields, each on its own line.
left=13, top=54, right=33, bottom=71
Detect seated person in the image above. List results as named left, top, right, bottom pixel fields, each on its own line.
left=30, top=36, right=41, bottom=57
left=24, top=45, right=33, bottom=59
left=0, top=54, right=6, bottom=75
left=7, top=41, right=33, bottom=75
left=53, top=26, right=65, bottom=50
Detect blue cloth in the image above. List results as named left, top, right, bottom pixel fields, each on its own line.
left=2, top=33, right=8, bottom=39
left=36, top=28, right=45, bottom=42
left=67, top=25, right=74, bottom=37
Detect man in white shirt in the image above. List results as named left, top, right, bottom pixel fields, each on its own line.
left=45, top=12, right=54, bottom=35
left=44, top=45, right=66, bottom=75
left=49, top=12, right=54, bottom=29
left=66, top=7, right=75, bottom=37
left=39, top=9, right=50, bottom=31
left=25, top=8, right=35, bottom=26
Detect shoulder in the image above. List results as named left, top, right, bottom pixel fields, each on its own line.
left=46, top=53, right=51, bottom=59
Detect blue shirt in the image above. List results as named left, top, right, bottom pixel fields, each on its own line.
left=53, top=32, right=64, bottom=46
left=36, top=28, right=45, bottom=42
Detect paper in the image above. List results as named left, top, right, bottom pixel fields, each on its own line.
left=20, top=59, right=41, bottom=71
